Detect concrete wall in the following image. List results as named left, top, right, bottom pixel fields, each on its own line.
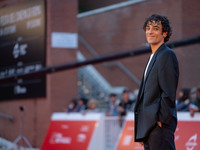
left=0, top=0, right=78, bottom=148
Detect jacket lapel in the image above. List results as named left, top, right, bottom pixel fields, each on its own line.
left=135, top=59, right=149, bottom=110
left=135, top=44, right=166, bottom=109
left=144, top=44, right=167, bottom=82
left=144, top=55, right=156, bottom=83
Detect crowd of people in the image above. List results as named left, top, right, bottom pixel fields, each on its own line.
left=66, top=89, right=137, bottom=126
left=176, top=87, right=200, bottom=117
left=66, top=97, right=101, bottom=113
left=66, top=86, right=200, bottom=120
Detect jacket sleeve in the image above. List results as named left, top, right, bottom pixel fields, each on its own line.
left=158, top=51, right=179, bottom=124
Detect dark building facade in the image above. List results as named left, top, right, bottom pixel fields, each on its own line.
left=0, top=0, right=78, bottom=147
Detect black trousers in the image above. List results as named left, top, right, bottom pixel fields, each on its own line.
left=143, top=124, right=176, bottom=150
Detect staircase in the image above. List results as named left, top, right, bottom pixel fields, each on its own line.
left=77, top=51, right=125, bottom=111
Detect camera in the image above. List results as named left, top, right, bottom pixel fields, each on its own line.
left=19, top=106, right=25, bottom=111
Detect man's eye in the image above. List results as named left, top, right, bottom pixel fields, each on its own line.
left=154, top=28, right=159, bottom=30
left=146, top=27, right=150, bottom=30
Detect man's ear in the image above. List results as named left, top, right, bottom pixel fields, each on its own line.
left=163, top=32, right=168, bottom=38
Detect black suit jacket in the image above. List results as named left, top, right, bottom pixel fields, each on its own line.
left=134, top=43, right=179, bottom=142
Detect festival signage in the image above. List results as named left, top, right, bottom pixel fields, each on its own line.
left=42, top=121, right=96, bottom=150
left=42, top=112, right=200, bottom=150
left=0, top=0, right=45, bottom=100
left=116, top=113, right=200, bottom=150
left=116, top=114, right=143, bottom=150
left=41, top=113, right=104, bottom=150
left=175, top=113, right=200, bottom=150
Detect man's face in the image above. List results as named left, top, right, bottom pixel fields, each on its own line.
left=123, top=92, right=129, bottom=102
left=197, top=91, right=200, bottom=99
left=110, top=96, right=116, bottom=104
left=145, top=21, right=167, bottom=46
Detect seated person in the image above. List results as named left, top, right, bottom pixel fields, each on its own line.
left=176, top=88, right=191, bottom=111
left=77, top=97, right=87, bottom=112
left=84, top=99, right=99, bottom=113
left=67, top=98, right=78, bottom=112
left=189, top=87, right=200, bottom=116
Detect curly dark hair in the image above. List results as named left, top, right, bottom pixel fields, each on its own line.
left=143, top=14, right=172, bottom=43
left=178, top=88, right=191, bottom=102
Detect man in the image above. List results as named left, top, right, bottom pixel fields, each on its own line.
left=134, top=14, right=179, bottom=150
left=189, top=87, right=200, bottom=116
left=193, top=87, right=200, bottom=110
left=107, top=93, right=118, bottom=116
left=118, top=89, right=133, bottom=116
left=118, top=89, right=133, bottom=126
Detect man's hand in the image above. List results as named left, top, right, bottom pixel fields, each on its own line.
left=157, top=121, right=162, bottom=127
left=117, top=106, right=124, bottom=113
left=139, top=142, right=144, bottom=146
left=189, top=104, right=199, bottom=117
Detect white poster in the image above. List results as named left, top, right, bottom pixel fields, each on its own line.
left=51, top=32, right=78, bottom=49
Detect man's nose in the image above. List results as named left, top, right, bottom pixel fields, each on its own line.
left=148, top=28, right=153, bottom=33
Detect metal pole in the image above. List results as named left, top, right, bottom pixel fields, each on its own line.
left=0, top=35, right=200, bottom=84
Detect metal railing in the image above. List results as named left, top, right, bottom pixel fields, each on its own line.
left=103, top=116, right=122, bottom=150
left=77, top=51, right=125, bottom=111
left=0, top=112, right=14, bottom=122
left=79, top=35, right=140, bottom=86
left=0, top=35, right=199, bottom=84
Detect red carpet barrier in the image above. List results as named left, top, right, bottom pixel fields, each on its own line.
left=41, top=113, right=104, bottom=150
left=41, top=112, right=200, bottom=150
left=116, top=112, right=200, bottom=150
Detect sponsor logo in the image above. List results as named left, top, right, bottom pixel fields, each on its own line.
left=13, top=42, right=27, bottom=59
left=185, top=134, right=198, bottom=150
left=50, top=132, right=71, bottom=144
left=80, top=125, right=89, bottom=132
left=77, top=134, right=87, bottom=143
left=61, top=124, right=69, bottom=129
left=175, top=135, right=180, bottom=141
left=123, top=135, right=132, bottom=146
left=127, top=126, right=134, bottom=131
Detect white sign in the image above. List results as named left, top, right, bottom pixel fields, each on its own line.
left=51, top=32, right=78, bottom=49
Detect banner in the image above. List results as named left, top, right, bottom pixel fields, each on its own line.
left=0, top=0, right=45, bottom=100
left=42, top=112, right=200, bottom=150
left=42, top=121, right=96, bottom=150
left=41, top=113, right=104, bottom=150
left=116, top=113, right=200, bottom=150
